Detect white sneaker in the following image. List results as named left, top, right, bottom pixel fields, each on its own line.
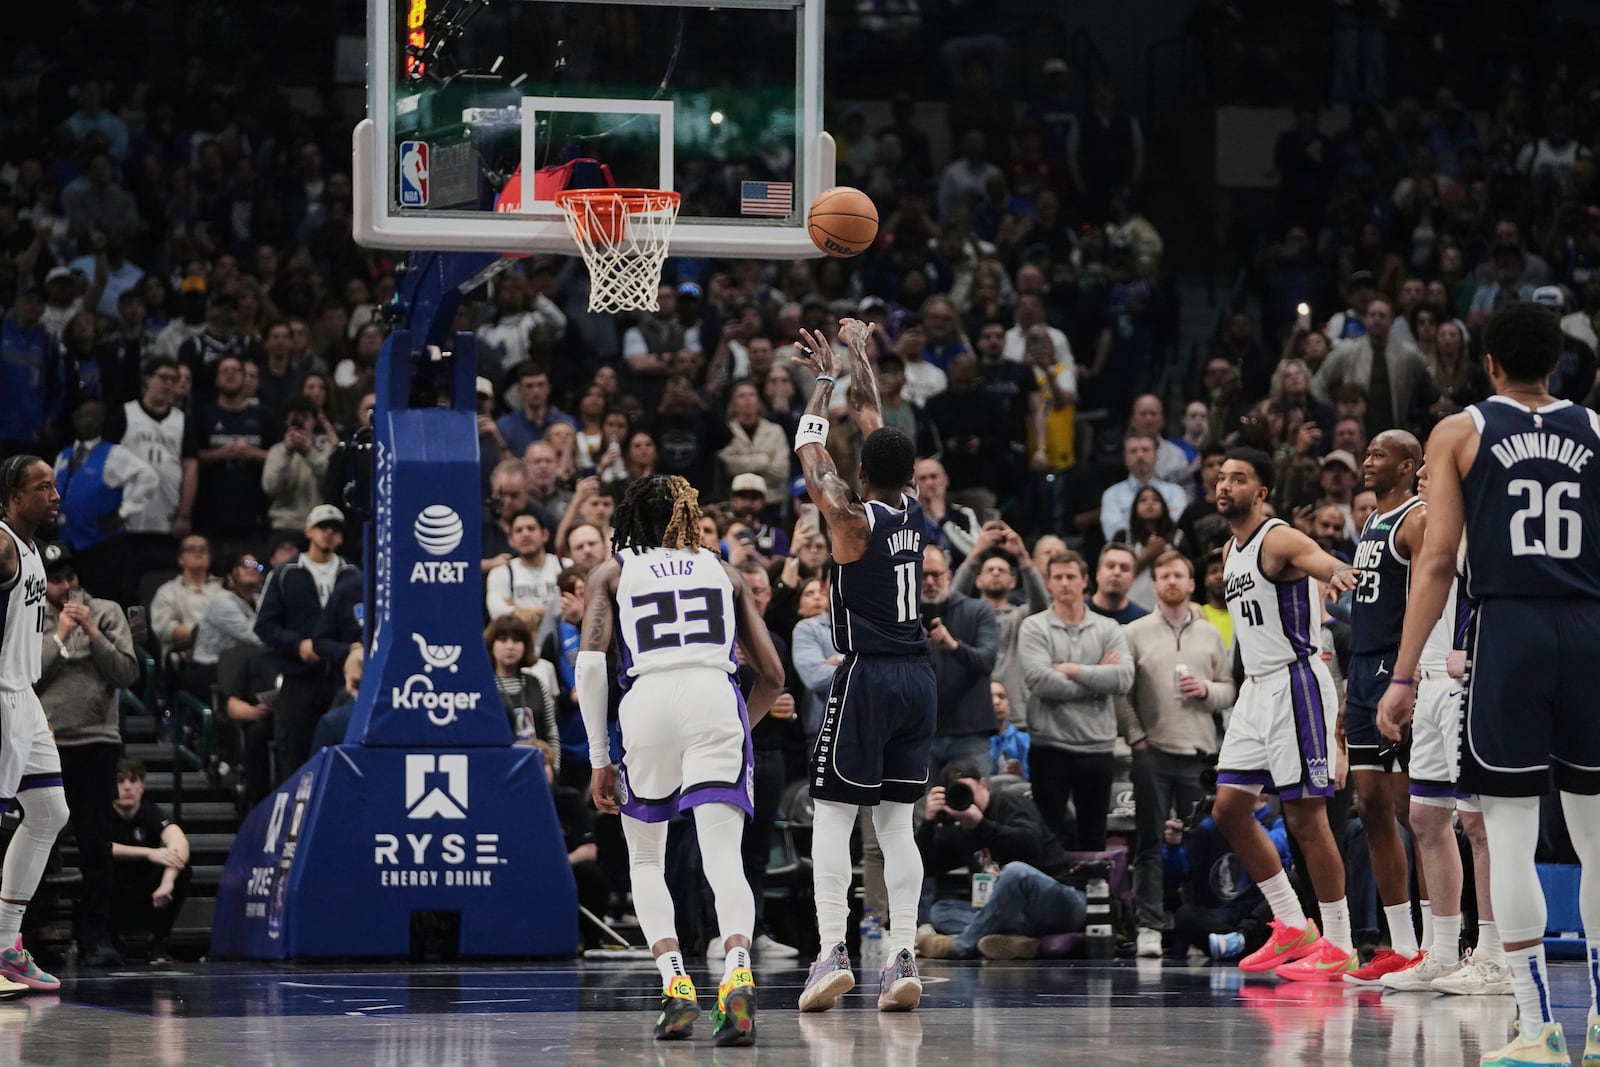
left=754, top=933, right=799, bottom=959
left=707, top=937, right=726, bottom=962
left=1379, top=950, right=1461, bottom=991
left=1136, top=928, right=1163, bottom=959
left=1430, top=951, right=1512, bottom=995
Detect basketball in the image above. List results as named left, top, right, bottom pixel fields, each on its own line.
left=807, top=186, right=879, bottom=258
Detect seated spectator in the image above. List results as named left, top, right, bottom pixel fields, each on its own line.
left=718, top=383, right=788, bottom=511
left=1110, top=486, right=1185, bottom=612
left=110, top=760, right=191, bottom=963
left=1165, top=794, right=1291, bottom=963
left=988, top=681, right=1029, bottom=778
left=486, top=615, right=561, bottom=760
left=187, top=551, right=265, bottom=695
left=914, top=764, right=1086, bottom=960
left=311, top=644, right=364, bottom=754
left=150, top=535, right=223, bottom=661
left=727, top=475, right=789, bottom=559
left=1099, top=433, right=1189, bottom=542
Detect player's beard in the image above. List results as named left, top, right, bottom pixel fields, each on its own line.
left=1214, top=494, right=1252, bottom=522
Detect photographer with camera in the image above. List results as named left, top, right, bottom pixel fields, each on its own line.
left=1163, top=790, right=1292, bottom=964
left=913, top=762, right=1086, bottom=961
left=1117, top=550, right=1237, bottom=958
left=921, top=545, right=1001, bottom=777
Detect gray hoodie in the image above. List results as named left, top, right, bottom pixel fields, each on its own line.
left=1017, top=605, right=1134, bottom=753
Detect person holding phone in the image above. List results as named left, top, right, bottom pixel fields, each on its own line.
left=920, top=545, right=1001, bottom=780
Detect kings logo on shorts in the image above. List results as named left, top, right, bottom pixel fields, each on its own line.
left=399, top=141, right=429, bottom=207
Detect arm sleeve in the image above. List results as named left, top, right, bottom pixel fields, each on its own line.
left=485, top=565, right=513, bottom=618
left=575, top=650, right=613, bottom=768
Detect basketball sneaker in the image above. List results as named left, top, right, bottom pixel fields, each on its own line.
left=1480, top=1020, right=1568, bottom=1065
left=1379, top=950, right=1461, bottom=991
left=652, top=975, right=700, bottom=1041
left=1275, top=940, right=1358, bottom=982
left=799, top=943, right=855, bottom=1013
left=0, top=941, right=57, bottom=993
left=754, top=933, right=799, bottom=959
left=1432, top=951, right=1513, bottom=996
left=1239, top=918, right=1322, bottom=973
left=976, top=935, right=1039, bottom=961
left=1344, top=948, right=1424, bottom=986
left=1583, top=1013, right=1600, bottom=1065
left=877, top=948, right=922, bottom=1012
left=1209, top=932, right=1247, bottom=960
left=709, top=966, right=757, bottom=1047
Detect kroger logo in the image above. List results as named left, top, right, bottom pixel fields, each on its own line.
left=392, top=674, right=482, bottom=726
left=412, top=633, right=461, bottom=672
left=414, top=505, right=464, bottom=557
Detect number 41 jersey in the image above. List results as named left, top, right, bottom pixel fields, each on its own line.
left=1463, top=397, right=1600, bottom=600
left=615, top=547, right=736, bottom=684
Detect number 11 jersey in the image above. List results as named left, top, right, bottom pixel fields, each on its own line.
left=831, top=495, right=931, bottom=657
left=615, top=547, right=736, bottom=685
left=1463, top=396, right=1600, bottom=601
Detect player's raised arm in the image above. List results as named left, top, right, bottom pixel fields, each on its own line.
left=792, top=327, right=870, bottom=562
left=838, top=317, right=884, bottom=438
left=1263, top=523, right=1361, bottom=594
left=576, top=556, right=622, bottom=810
left=725, top=562, right=785, bottom=726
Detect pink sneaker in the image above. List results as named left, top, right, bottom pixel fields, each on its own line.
left=1275, top=940, right=1358, bottom=983
left=0, top=939, right=60, bottom=992
left=1239, top=919, right=1322, bottom=973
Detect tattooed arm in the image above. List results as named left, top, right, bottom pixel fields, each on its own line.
left=793, top=327, right=871, bottom=564
left=838, top=317, right=884, bottom=438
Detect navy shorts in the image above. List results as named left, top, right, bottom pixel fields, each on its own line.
left=810, top=654, right=936, bottom=806
left=1462, top=599, right=1600, bottom=797
left=1345, top=652, right=1409, bottom=773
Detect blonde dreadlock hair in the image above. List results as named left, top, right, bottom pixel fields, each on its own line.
left=612, top=474, right=704, bottom=552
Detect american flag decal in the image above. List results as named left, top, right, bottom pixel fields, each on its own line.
left=740, top=180, right=793, bottom=217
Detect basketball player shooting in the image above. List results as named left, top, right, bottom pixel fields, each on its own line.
left=1211, top=447, right=1362, bottom=981
left=790, top=318, right=934, bottom=1014
left=576, top=474, right=783, bottom=1047
left=1379, top=303, right=1600, bottom=1065
left=0, top=457, right=74, bottom=994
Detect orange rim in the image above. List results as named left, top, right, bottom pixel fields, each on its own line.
left=555, top=188, right=680, bottom=244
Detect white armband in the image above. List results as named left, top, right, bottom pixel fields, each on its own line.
left=794, top=414, right=829, bottom=453
left=575, top=650, right=613, bottom=769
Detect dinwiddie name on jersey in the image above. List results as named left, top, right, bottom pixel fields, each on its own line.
left=1487, top=432, right=1594, bottom=474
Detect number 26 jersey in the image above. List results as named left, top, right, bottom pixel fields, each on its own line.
left=1463, top=397, right=1600, bottom=601
left=615, top=547, right=737, bottom=684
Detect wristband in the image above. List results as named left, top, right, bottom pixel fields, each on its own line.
left=813, top=375, right=836, bottom=386
left=794, top=414, right=829, bottom=453
left=1389, top=677, right=1416, bottom=687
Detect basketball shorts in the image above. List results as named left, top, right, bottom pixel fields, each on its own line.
left=615, top=668, right=753, bottom=823
left=1217, top=656, right=1338, bottom=801
left=0, top=687, right=62, bottom=799
left=1461, top=598, right=1600, bottom=798
left=1345, top=652, right=1410, bottom=773
left=1409, top=667, right=1470, bottom=807
left=810, top=653, right=936, bottom=806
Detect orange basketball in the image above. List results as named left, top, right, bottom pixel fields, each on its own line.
left=807, top=186, right=879, bottom=258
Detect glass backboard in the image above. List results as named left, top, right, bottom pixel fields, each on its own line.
left=354, top=0, right=832, bottom=257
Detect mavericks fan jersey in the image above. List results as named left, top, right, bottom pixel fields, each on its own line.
left=1463, top=396, right=1600, bottom=600
left=613, top=547, right=736, bottom=689
left=831, top=494, right=931, bottom=657
left=0, top=521, right=45, bottom=691
left=1225, top=517, right=1319, bottom=676
left=1349, top=496, right=1423, bottom=657
left=117, top=400, right=185, bottom=534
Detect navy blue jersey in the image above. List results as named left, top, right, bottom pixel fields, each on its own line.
left=1463, top=397, right=1600, bottom=601
left=1349, top=496, right=1423, bottom=657
left=830, top=495, right=932, bottom=656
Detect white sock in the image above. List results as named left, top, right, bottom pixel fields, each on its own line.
left=1320, top=898, right=1353, bottom=953
left=0, top=902, right=24, bottom=950
left=1258, top=870, right=1307, bottom=929
left=1384, top=901, right=1419, bottom=957
left=1419, top=899, right=1433, bottom=953
left=1506, top=943, right=1554, bottom=1025
left=655, top=951, right=688, bottom=986
left=870, top=801, right=923, bottom=957
left=724, top=945, right=751, bottom=983
left=811, top=800, right=858, bottom=954
left=1477, top=920, right=1503, bottom=964
left=1433, top=913, right=1462, bottom=961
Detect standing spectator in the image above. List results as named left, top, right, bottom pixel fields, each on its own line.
left=621, top=285, right=696, bottom=412
left=109, top=760, right=190, bottom=963
left=912, top=458, right=980, bottom=568
left=1003, top=293, right=1071, bottom=365
left=973, top=319, right=1039, bottom=453
left=254, top=504, right=359, bottom=782
left=790, top=575, right=840, bottom=742
left=1197, top=549, right=1233, bottom=650
left=891, top=315, right=948, bottom=407
left=937, top=131, right=1003, bottom=224
left=1313, top=298, right=1434, bottom=438
left=920, top=545, right=1001, bottom=777
left=1068, top=85, right=1143, bottom=221
left=1089, top=542, right=1151, bottom=624
left=193, top=355, right=274, bottom=554
left=1018, top=551, right=1134, bottom=849
left=523, top=441, right=573, bottom=521
left=1117, top=551, right=1236, bottom=958
left=475, top=271, right=566, bottom=383
left=52, top=399, right=158, bottom=607
left=37, top=543, right=138, bottom=966
left=1177, top=445, right=1231, bottom=567
left=255, top=322, right=305, bottom=418
left=1126, top=395, right=1194, bottom=489
left=150, top=536, right=223, bottom=661
left=1099, top=433, right=1189, bottom=543
left=188, top=551, right=266, bottom=693
left=485, top=508, right=563, bottom=629
left=952, top=523, right=1049, bottom=729
left=924, top=353, right=1009, bottom=517
left=102, top=355, right=199, bottom=577
left=647, top=375, right=732, bottom=490
left=260, top=396, right=333, bottom=543
left=176, top=293, right=250, bottom=402
left=495, top=364, right=577, bottom=458
left=718, top=383, right=788, bottom=510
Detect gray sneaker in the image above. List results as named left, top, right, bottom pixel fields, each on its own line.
left=799, top=942, right=855, bottom=1013
left=876, top=948, right=922, bottom=1012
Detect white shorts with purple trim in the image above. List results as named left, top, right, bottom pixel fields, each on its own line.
left=1217, top=656, right=1338, bottom=801
left=614, top=667, right=754, bottom=824
left=1409, top=668, right=1475, bottom=809
left=0, top=688, right=61, bottom=800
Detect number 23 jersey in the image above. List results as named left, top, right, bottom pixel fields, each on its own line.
left=1463, top=397, right=1600, bottom=600
left=615, top=547, right=736, bottom=684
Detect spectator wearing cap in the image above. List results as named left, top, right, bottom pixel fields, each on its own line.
left=37, top=542, right=139, bottom=967
left=40, top=265, right=90, bottom=342
left=1532, top=286, right=1597, bottom=402
left=727, top=474, right=789, bottom=559
left=53, top=398, right=158, bottom=607
left=1318, top=449, right=1361, bottom=536
left=262, top=396, right=335, bottom=544
left=255, top=503, right=359, bottom=780
left=1002, top=291, right=1071, bottom=366
left=718, top=382, right=788, bottom=510
left=496, top=363, right=577, bottom=459
left=1323, top=270, right=1378, bottom=342
left=474, top=270, right=567, bottom=384
left=1313, top=297, right=1434, bottom=439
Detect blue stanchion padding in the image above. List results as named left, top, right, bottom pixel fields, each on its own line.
left=211, top=744, right=576, bottom=959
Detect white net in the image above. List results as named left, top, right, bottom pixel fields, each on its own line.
left=555, top=190, right=682, bottom=313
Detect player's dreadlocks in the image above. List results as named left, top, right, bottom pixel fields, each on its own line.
left=612, top=474, right=704, bottom=553
left=0, top=455, right=43, bottom=518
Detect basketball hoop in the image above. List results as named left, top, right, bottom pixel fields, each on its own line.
left=554, top=189, right=682, bottom=313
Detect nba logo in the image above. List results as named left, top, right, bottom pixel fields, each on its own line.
left=399, top=141, right=429, bottom=207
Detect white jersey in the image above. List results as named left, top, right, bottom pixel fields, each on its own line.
left=1225, top=517, right=1320, bottom=677
left=1420, top=539, right=1467, bottom=671
left=119, top=400, right=185, bottom=534
left=614, top=547, right=736, bottom=681
left=0, top=522, right=46, bottom=692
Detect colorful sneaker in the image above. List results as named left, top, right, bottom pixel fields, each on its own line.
left=1480, top=1020, right=1568, bottom=1065
left=1582, top=1012, right=1600, bottom=1065
left=710, top=967, right=756, bottom=1048
left=0, top=942, right=58, bottom=993
left=1434, top=952, right=1513, bottom=996
left=1379, top=950, right=1462, bottom=991
left=1239, top=919, right=1322, bottom=973
left=1209, top=932, right=1246, bottom=960
left=1275, top=940, right=1358, bottom=982
left=652, top=975, right=700, bottom=1041
left=798, top=942, right=855, bottom=1014
left=1344, top=948, right=1424, bottom=987
left=877, top=948, right=922, bottom=1012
